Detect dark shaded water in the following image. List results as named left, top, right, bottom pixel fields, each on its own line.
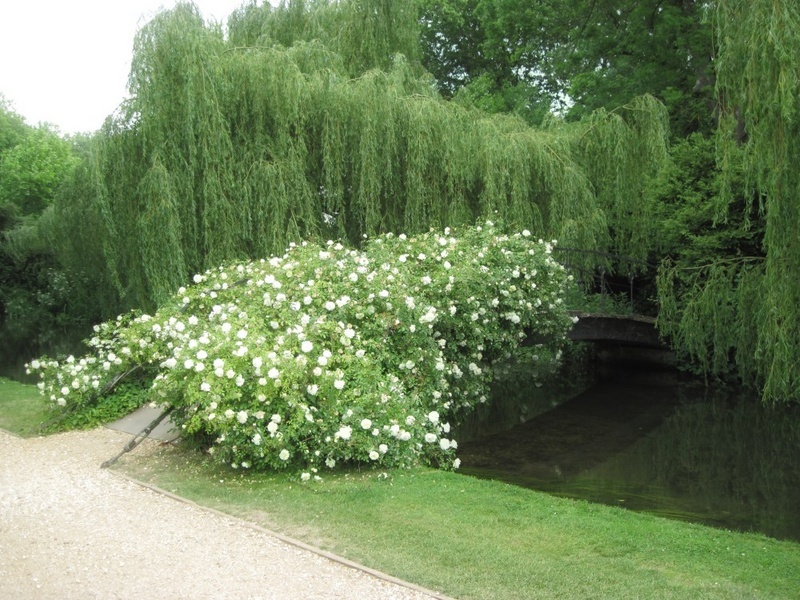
left=458, top=366, right=800, bottom=541
left=0, top=323, right=90, bottom=382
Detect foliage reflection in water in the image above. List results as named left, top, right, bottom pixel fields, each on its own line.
left=457, top=363, right=800, bottom=541
left=0, top=323, right=90, bottom=383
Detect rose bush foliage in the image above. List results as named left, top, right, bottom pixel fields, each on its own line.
left=28, top=222, right=574, bottom=476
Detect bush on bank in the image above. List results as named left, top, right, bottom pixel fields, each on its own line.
left=28, top=222, right=575, bottom=477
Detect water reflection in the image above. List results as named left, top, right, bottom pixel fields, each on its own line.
left=457, top=366, right=800, bottom=541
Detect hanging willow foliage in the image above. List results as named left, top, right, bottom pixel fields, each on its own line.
left=566, top=94, right=670, bottom=265
left=37, top=1, right=667, bottom=321
left=657, top=0, right=800, bottom=403
left=657, top=259, right=764, bottom=385
left=228, top=0, right=421, bottom=77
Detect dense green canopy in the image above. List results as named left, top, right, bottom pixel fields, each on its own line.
left=657, top=0, right=800, bottom=402
left=418, top=0, right=714, bottom=135
left=23, top=1, right=667, bottom=317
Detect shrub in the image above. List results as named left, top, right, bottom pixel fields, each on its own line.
left=28, top=222, right=574, bottom=477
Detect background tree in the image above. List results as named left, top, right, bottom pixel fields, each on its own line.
left=0, top=124, right=78, bottom=216
left=418, top=0, right=564, bottom=125
left=0, top=95, right=28, bottom=160
left=418, top=0, right=715, bottom=135
left=8, top=0, right=666, bottom=320
left=0, top=106, right=85, bottom=371
left=659, top=0, right=800, bottom=402
left=0, top=98, right=31, bottom=230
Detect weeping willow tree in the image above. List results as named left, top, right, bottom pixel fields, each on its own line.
left=28, top=1, right=666, bottom=322
left=227, top=0, right=421, bottom=76
left=658, top=0, right=800, bottom=403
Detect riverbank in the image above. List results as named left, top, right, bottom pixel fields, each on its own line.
left=114, top=441, right=800, bottom=599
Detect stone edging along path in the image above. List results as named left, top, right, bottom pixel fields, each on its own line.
left=0, top=427, right=454, bottom=600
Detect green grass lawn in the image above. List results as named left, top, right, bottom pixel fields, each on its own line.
left=2, top=379, right=798, bottom=599
left=117, top=440, right=800, bottom=599
left=0, top=377, right=53, bottom=436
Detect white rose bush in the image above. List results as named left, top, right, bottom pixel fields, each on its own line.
left=28, top=222, right=574, bottom=476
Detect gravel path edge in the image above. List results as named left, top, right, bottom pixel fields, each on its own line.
left=107, top=467, right=456, bottom=600
left=0, top=426, right=458, bottom=599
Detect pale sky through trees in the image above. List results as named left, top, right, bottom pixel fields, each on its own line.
left=0, top=1, right=272, bottom=134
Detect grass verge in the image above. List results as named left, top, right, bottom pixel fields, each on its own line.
left=0, top=375, right=150, bottom=435
left=0, top=377, right=52, bottom=436
left=2, top=380, right=798, bottom=599
left=116, top=441, right=800, bottom=600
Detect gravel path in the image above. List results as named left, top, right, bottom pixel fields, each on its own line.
left=0, top=428, right=443, bottom=600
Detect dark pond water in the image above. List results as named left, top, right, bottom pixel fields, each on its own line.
left=0, top=322, right=91, bottom=383
left=457, top=361, right=800, bottom=542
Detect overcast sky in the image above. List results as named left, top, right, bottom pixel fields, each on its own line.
left=0, top=1, right=264, bottom=135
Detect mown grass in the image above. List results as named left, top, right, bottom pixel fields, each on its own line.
left=2, top=380, right=798, bottom=599
left=0, top=375, right=150, bottom=435
left=0, top=377, right=52, bottom=436
left=117, top=441, right=800, bottom=600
